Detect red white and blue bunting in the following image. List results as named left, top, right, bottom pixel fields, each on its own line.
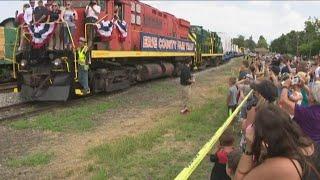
left=114, top=20, right=127, bottom=41
left=96, top=20, right=113, bottom=41
left=28, top=23, right=56, bottom=48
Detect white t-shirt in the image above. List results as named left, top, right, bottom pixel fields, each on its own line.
left=315, top=66, right=320, bottom=79
left=85, top=5, right=101, bottom=19
left=24, top=7, right=33, bottom=25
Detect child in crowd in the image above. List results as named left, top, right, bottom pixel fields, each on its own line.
left=289, top=76, right=303, bottom=105
left=210, top=130, right=235, bottom=180
left=226, top=149, right=242, bottom=180
left=227, top=77, right=238, bottom=116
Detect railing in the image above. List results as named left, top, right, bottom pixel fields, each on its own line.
left=84, top=14, right=109, bottom=44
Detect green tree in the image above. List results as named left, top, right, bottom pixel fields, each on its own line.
left=244, top=36, right=256, bottom=51
left=232, top=35, right=245, bottom=48
left=257, top=35, right=268, bottom=49
left=270, top=17, right=320, bottom=57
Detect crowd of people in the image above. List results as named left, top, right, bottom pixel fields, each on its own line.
left=210, top=54, right=320, bottom=180
left=15, top=0, right=101, bottom=51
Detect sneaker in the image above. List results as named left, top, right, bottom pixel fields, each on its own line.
left=180, top=107, right=189, bottom=114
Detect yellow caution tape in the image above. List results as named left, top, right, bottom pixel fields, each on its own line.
left=175, top=90, right=253, bottom=180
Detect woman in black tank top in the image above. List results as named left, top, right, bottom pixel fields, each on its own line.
left=47, top=2, right=61, bottom=50
left=234, top=104, right=320, bottom=180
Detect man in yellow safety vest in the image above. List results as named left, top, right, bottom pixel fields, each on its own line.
left=77, top=37, right=90, bottom=94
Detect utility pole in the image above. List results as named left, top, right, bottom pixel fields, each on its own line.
left=296, top=33, right=299, bottom=56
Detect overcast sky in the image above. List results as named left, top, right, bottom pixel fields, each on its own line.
left=1, top=1, right=319, bottom=44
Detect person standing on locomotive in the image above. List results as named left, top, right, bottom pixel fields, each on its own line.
left=33, top=0, right=49, bottom=24
left=180, top=62, right=195, bottom=114
left=16, top=4, right=30, bottom=51
left=24, top=0, right=35, bottom=25
left=48, top=2, right=62, bottom=50
left=77, top=37, right=90, bottom=94
left=62, top=1, right=78, bottom=50
left=45, top=0, right=53, bottom=11
left=85, top=0, right=101, bottom=48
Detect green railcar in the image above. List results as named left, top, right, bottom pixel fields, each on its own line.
left=189, top=25, right=223, bottom=69
left=0, top=26, right=18, bottom=82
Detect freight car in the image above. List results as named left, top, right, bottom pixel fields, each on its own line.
left=9, top=0, right=224, bottom=101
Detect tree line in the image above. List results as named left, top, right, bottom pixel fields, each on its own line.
left=270, top=17, right=320, bottom=57
left=232, top=35, right=268, bottom=51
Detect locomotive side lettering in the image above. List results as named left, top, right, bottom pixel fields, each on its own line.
left=141, top=33, right=195, bottom=52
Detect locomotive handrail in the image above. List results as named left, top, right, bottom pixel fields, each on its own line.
left=61, top=21, right=76, bottom=50
left=84, top=14, right=108, bottom=44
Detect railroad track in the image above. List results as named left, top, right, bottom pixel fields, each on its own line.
left=0, top=81, right=17, bottom=93
left=0, top=102, right=63, bottom=121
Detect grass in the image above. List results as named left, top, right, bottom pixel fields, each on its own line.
left=86, top=58, right=243, bottom=179
left=149, top=80, right=178, bottom=95
left=91, top=167, right=108, bottom=180
left=10, top=101, right=114, bottom=132
left=7, top=152, right=53, bottom=168
left=87, top=95, right=228, bottom=179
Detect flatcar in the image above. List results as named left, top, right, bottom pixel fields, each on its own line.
left=7, top=0, right=224, bottom=101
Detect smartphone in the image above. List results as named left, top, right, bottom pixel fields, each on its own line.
left=291, top=76, right=300, bottom=85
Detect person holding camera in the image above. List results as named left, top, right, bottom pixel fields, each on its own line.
left=280, top=78, right=320, bottom=145
left=62, top=1, right=78, bottom=50
left=85, top=0, right=101, bottom=48
left=16, top=4, right=30, bottom=51
left=289, top=76, right=303, bottom=105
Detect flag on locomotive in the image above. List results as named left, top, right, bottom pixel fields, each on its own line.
left=28, top=23, right=56, bottom=48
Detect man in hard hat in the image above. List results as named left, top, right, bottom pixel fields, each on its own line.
left=77, top=37, right=90, bottom=94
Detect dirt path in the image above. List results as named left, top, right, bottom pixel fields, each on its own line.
left=0, top=59, right=242, bottom=179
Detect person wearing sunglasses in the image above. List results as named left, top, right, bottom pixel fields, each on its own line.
left=62, top=1, right=78, bottom=50
left=48, top=2, right=62, bottom=50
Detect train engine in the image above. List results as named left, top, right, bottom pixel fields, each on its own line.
left=10, top=0, right=224, bottom=101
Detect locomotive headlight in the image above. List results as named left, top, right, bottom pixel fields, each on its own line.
left=20, top=59, right=27, bottom=67
left=53, top=58, right=62, bottom=66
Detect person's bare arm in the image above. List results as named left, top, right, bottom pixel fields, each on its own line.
left=236, top=79, right=247, bottom=85
left=46, top=14, right=50, bottom=23
left=74, top=10, right=78, bottom=21
left=85, top=5, right=89, bottom=16
left=227, top=93, right=231, bottom=105
left=236, top=158, right=301, bottom=180
left=279, top=81, right=295, bottom=115
left=33, top=13, right=36, bottom=24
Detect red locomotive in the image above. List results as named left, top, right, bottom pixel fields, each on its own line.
left=11, top=0, right=221, bottom=101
